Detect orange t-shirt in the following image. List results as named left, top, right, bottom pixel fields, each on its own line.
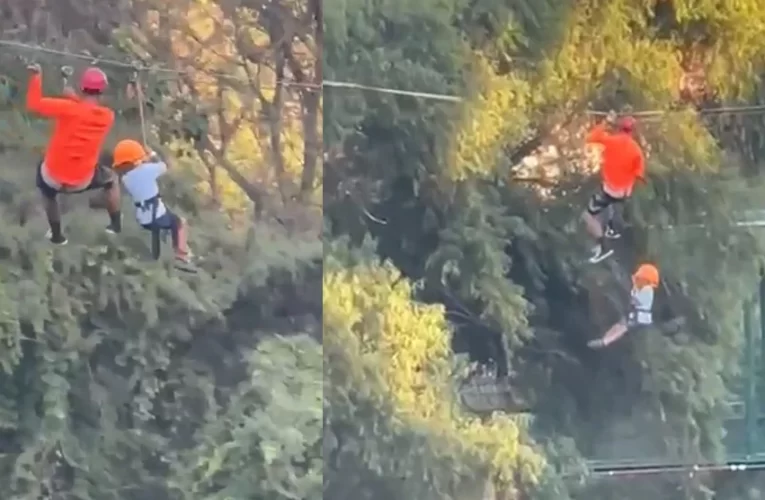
left=26, top=74, right=114, bottom=186
left=586, top=124, right=645, bottom=193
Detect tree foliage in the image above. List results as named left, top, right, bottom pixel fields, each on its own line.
left=0, top=1, right=323, bottom=499
left=324, top=237, right=543, bottom=499
left=325, top=0, right=765, bottom=498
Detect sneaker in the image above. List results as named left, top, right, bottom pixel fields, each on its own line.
left=175, top=255, right=191, bottom=264
left=588, top=338, right=606, bottom=349
left=174, top=254, right=198, bottom=273
left=588, top=244, right=614, bottom=263
left=45, top=229, right=68, bottom=246
left=175, top=250, right=194, bottom=264
left=604, top=227, right=621, bottom=239
left=105, top=217, right=122, bottom=235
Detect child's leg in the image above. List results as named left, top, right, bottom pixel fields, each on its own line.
left=145, top=210, right=192, bottom=262
left=164, top=210, right=190, bottom=259
left=601, top=321, right=629, bottom=346
left=588, top=320, right=629, bottom=348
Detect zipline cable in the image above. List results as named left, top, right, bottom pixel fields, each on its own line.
left=7, top=39, right=765, bottom=113
left=0, top=39, right=319, bottom=89
left=0, top=39, right=466, bottom=99
left=586, top=104, right=765, bottom=118
left=321, top=80, right=462, bottom=101
left=578, top=458, right=765, bottom=478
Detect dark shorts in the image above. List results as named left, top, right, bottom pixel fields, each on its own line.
left=36, top=160, right=116, bottom=200
left=140, top=210, right=180, bottom=232
left=587, top=187, right=625, bottom=216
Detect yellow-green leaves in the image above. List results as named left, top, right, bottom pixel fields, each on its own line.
left=324, top=262, right=545, bottom=493
left=452, top=53, right=532, bottom=180
left=450, top=0, right=765, bottom=181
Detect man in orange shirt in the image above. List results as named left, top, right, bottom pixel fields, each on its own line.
left=26, top=64, right=122, bottom=245
left=583, top=111, right=646, bottom=263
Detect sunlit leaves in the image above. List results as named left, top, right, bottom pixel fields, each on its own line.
left=324, top=259, right=544, bottom=496
left=452, top=54, right=532, bottom=180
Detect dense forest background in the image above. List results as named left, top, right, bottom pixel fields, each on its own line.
left=0, top=0, right=322, bottom=499
left=323, top=0, right=765, bottom=499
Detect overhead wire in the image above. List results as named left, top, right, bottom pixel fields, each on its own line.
left=0, top=39, right=319, bottom=89
left=578, top=458, right=765, bottom=478
left=586, top=104, right=765, bottom=118
left=6, top=39, right=765, bottom=113
left=0, top=39, right=465, bottom=99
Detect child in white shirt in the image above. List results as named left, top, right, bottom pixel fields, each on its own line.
left=588, top=263, right=659, bottom=348
left=112, top=139, right=192, bottom=265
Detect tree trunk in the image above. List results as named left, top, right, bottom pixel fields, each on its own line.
left=299, top=87, right=320, bottom=201
left=298, top=0, right=322, bottom=202
left=267, top=25, right=288, bottom=204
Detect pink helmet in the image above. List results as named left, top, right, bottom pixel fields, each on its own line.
left=618, top=116, right=637, bottom=133
left=80, top=67, right=108, bottom=93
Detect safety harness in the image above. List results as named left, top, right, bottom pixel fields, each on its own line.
left=135, top=194, right=164, bottom=260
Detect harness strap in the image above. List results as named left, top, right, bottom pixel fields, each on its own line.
left=136, top=195, right=162, bottom=260
left=135, top=194, right=160, bottom=210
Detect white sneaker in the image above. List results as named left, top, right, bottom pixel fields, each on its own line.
left=588, top=338, right=606, bottom=349
left=588, top=245, right=614, bottom=263
left=604, top=227, right=621, bottom=239
left=45, top=229, right=68, bottom=246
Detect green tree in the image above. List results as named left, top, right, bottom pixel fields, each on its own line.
left=0, top=1, right=323, bottom=498
left=171, top=334, right=323, bottom=500
left=325, top=0, right=765, bottom=498
left=324, top=236, right=544, bottom=500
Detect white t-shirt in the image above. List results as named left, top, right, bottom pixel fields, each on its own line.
left=631, top=285, right=654, bottom=325
left=121, top=161, right=168, bottom=225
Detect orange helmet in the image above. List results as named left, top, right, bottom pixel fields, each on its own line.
left=633, top=263, right=660, bottom=288
left=113, top=139, right=147, bottom=168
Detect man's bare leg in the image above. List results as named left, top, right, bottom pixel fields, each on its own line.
left=102, top=182, right=122, bottom=234
left=42, top=195, right=66, bottom=245
left=582, top=210, right=604, bottom=240
left=604, top=202, right=625, bottom=238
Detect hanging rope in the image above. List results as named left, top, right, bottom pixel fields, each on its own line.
left=130, top=66, right=149, bottom=147
left=127, top=64, right=165, bottom=260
